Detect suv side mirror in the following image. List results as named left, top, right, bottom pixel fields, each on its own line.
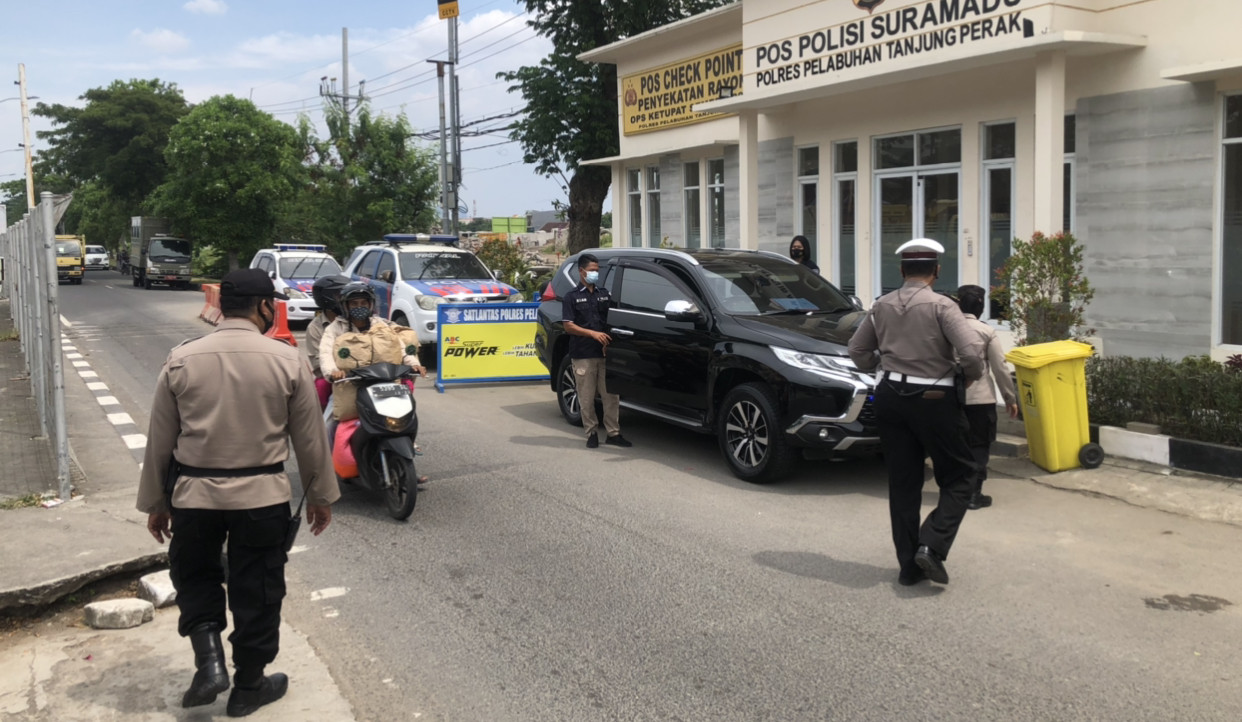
left=848, top=295, right=863, bottom=311
left=378, top=270, right=395, bottom=283
left=268, top=270, right=277, bottom=280
left=664, top=299, right=704, bottom=324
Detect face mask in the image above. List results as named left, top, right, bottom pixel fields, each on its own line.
left=585, top=271, right=600, bottom=285
left=791, top=248, right=804, bottom=260
left=348, top=306, right=371, bottom=322
left=257, top=302, right=275, bottom=334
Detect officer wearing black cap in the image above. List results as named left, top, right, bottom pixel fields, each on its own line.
left=847, top=240, right=984, bottom=587
left=137, top=268, right=339, bottom=716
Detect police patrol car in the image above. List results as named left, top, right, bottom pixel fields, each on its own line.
left=342, top=234, right=521, bottom=365
left=248, top=244, right=343, bottom=322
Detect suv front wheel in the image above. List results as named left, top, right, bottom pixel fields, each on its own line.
left=718, top=382, right=794, bottom=484
left=555, top=355, right=583, bottom=427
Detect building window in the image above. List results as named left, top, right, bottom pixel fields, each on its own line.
left=798, top=147, right=819, bottom=256
left=1221, top=96, right=1242, bottom=345
left=627, top=168, right=642, bottom=247
left=708, top=158, right=725, bottom=248
left=873, top=127, right=962, bottom=293
left=833, top=141, right=857, bottom=295
left=983, top=121, right=1015, bottom=319
left=1064, top=114, right=1076, bottom=234
left=646, top=166, right=661, bottom=247
left=684, top=161, right=701, bottom=249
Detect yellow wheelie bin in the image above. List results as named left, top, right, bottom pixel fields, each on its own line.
left=1004, top=340, right=1103, bottom=473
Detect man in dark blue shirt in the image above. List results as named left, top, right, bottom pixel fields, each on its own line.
left=561, top=253, right=632, bottom=449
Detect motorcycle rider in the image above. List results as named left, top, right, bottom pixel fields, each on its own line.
left=307, top=275, right=349, bottom=410
left=319, top=282, right=428, bottom=484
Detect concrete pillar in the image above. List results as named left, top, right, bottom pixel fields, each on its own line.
left=1033, top=51, right=1066, bottom=235
left=738, top=111, right=760, bottom=250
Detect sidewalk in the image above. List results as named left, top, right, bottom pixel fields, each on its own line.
left=0, top=301, right=356, bottom=720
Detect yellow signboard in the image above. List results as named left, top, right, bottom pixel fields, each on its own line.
left=435, top=304, right=550, bottom=391
left=438, top=0, right=459, bottom=20
left=621, top=44, right=744, bottom=136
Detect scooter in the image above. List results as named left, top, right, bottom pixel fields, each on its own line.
left=332, top=363, right=420, bottom=520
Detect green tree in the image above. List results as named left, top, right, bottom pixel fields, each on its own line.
left=500, top=1, right=729, bottom=254
left=151, top=95, right=305, bottom=270
left=33, top=79, right=189, bottom=242
left=285, top=103, right=439, bottom=258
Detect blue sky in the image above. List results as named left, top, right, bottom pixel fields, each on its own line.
left=1, top=0, right=586, bottom=220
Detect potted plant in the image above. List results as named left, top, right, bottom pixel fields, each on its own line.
left=992, top=231, right=1095, bottom=346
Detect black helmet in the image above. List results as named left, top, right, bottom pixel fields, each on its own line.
left=312, top=275, right=350, bottom=313
left=339, top=281, right=377, bottom=312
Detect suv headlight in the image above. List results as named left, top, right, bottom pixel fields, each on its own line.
left=506, top=291, right=524, bottom=302
left=285, top=287, right=307, bottom=299
left=772, top=347, right=871, bottom=385
left=416, top=295, right=444, bottom=311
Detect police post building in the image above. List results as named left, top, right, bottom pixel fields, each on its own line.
left=582, top=0, right=1242, bottom=359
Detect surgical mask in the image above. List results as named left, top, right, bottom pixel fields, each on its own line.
left=585, top=271, right=599, bottom=285
left=348, top=306, right=371, bottom=322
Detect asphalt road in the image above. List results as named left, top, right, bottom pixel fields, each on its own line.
left=57, top=270, right=1242, bottom=721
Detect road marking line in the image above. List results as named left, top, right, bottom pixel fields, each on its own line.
left=78, top=370, right=98, bottom=379
left=64, top=352, right=82, bottom=359
left=288, top=545, right=309, bottom=555
left=96, top=395, right=120, bottom=406
left=86, top=382, right=108, bottom=391
left=122, top=434, right=147, bottom=450
left=323, top=608, right=340, bottom=619
left=59, top=316, right=72, bottom=328
left=107, top=412, right=135, bottom=426
left=309, top=587, right=349, bottom=601
left=71, top=360, right=90, bottom=368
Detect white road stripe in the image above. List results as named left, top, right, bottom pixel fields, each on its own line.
left=122, top=434, right=147, bottom=450
left=288, top=545, right=309, bottom=555
left=65, top=352, right=83, bottom=359
left=78, top=370, right=98, bottom=379
left=96, top=395, right=120, bottom=406
left=59, top=316, right=72, bottom=327
left=86, top=382, right=108, bottom=391
left=106, top=412, right=135, bottom=426
left=309, top=587, right=349, bottom=601
left=71, top=360, right=90, bottom=368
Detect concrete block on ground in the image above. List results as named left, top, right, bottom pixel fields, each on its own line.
left=1100, top=425, right=1171, bottom=466
left=138, top=570, right=176, bottom=609
left=993, top=433, right=1028, bottom=458
left=1126, top=421, right=1163, bottom=435
left=84, top=598, right=154, bottom=629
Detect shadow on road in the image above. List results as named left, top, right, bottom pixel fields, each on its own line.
left=753, top=550, right=944, bottom=597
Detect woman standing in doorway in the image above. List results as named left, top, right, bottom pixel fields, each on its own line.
left=789, top=235, right=820, bottom=275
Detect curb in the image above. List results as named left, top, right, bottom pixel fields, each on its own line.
left=0, top=551, right=167, bottom=612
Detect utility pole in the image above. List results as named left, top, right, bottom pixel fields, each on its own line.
left=18, top=64, right=34, bottom=209
left=429, top=61, right=451, bottom=234
left=341, top=27, right=350, bottom=118
left=318, top=29, right=366, bottom=129
left=448, top=17, right=462, bottom=236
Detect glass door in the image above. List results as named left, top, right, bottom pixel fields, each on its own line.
left=874, top=171, right=959, bottom=294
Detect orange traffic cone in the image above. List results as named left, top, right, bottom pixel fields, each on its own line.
left=264, top=299, right=298, bottom=347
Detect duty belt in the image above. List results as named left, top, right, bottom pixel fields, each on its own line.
left=178, top=462, right=285, bottom=478
left=880, top=371, right=954, bottom=388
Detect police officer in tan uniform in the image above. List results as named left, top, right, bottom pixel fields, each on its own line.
left=137, top=268, right=339, bottom=717
left=847, top=240, right=984, bottom=586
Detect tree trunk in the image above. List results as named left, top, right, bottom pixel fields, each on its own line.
left=227, top=250, right=240, bottom=271
left=565, top=166, right=611, bottom=255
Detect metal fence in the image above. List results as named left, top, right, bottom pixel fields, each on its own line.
left=0, top=192, right=71, bottom=500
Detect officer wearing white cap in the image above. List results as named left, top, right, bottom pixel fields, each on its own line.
left=847, top=239, right=985, bottom=586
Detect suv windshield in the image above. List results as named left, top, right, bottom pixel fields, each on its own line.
left=149, top=238, right=192, bottom=263
left=86, top=246, right=106, bottom=254
left=279, top=256, right=341, bottom=279
left=56, top=242, right=81, bottom=257
left=699, top=255, right=854, bottom=316
left=399, top=252, right=491, bottom=281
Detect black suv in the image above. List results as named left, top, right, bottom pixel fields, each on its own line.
left=534, top=248, right=880, bottom=483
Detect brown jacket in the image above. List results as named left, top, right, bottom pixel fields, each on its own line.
left=136, top=318, right=340, bottom=514
left=847, top=280, right=985, bottom=382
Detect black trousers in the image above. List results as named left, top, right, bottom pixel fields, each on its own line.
left=168, top=503, right=289, bottom=671
left=964, top=404, right=999, bottom=494
left=875, top=382, right=979, bottom=572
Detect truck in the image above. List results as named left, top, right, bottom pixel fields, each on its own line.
left=129, top=217, right=193, bottom=289
left=54, top=235, right=85, bottom=285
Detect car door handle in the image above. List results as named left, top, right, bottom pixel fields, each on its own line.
left=611, top=328, right=635, bottom=336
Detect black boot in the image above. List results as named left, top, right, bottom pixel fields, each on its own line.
left=182, top=623, right=230, bottom=708
left=226, top=671, right=289, bottom=717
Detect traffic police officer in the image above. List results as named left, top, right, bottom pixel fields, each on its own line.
left=562, top=253, right=632, bottom=449
left=136, top=268, right=339, bottom=716
left=847, top=239, right=984, bottom=586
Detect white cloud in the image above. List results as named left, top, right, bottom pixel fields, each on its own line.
left=184, top=0, right=228, bottom=15
left=130, top=28, right=192, bottom=54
